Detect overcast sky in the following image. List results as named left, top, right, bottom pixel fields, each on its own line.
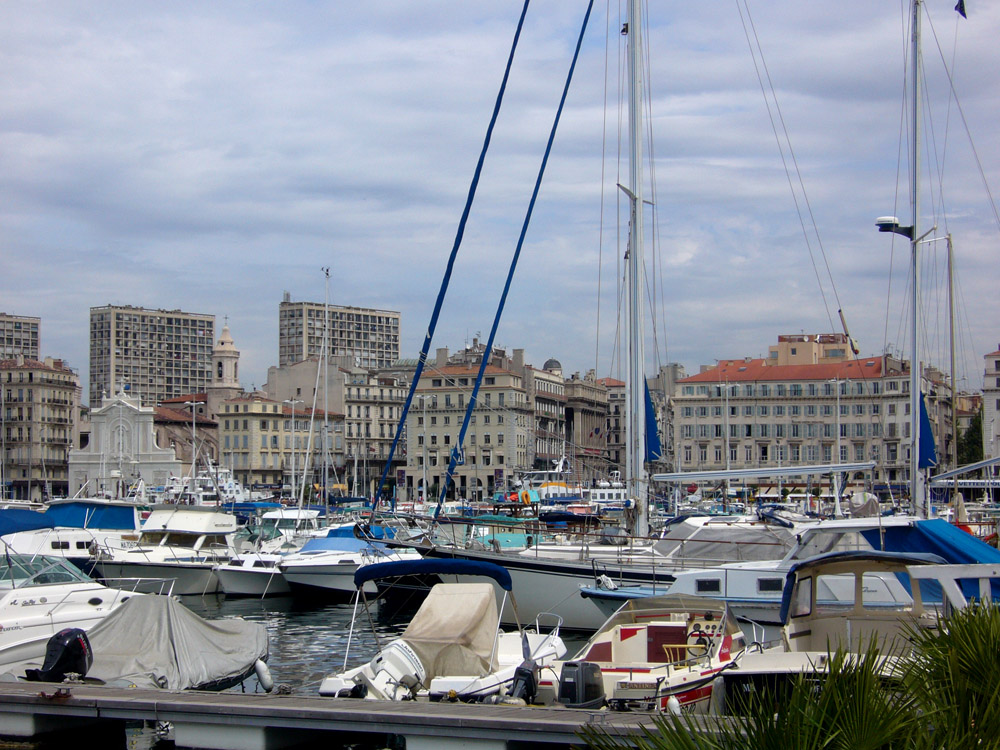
left=2, top=1, right=997, bottom=402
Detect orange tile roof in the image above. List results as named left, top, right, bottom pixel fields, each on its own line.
left=680, top=356, right=890, bottom=383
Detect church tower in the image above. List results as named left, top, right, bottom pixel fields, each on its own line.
left=206, top=323, right=242, bottom=419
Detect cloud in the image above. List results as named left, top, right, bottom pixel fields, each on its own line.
left=1, top=0, right=997, bottom=402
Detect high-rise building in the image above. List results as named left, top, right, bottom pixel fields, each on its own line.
left=278, top=293, right=401, bottom=369
left=0, top=313, right=40, bottom=360
left=89, top=305, right=215, bottom=408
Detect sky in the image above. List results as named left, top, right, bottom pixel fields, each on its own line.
left=2, top=1, right=998, bottom=403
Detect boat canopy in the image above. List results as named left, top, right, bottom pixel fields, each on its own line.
left=778, top=550, right=949, bottom=623
left=0, top=508, right=54, bottom=537
left=42, top=500, right=140, bottom=530
left=353, top=558, right=513, bottom=591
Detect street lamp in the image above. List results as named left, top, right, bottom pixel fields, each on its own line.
left=416, top=395, right=429, bottom=503
left=284, top=399, right=302, bottom=503
left=183, top=400, right=199, bottom=499
left=827, top=379, right=848, bottom=517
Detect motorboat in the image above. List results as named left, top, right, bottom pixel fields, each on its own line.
left=279, top=537, right=422, bottom=599
left=0, top=498, right=144, bottom=574
left=10, top=595, right=271, bottom=692
left=92, top=506, right=246, bottom=595
left=214, top=552, right=291, bottom=597
left=0, top=552, right=155, bottom=673
left=319, top=559, right=566, bottom=703
left=540, top=594, right=749, bottom=713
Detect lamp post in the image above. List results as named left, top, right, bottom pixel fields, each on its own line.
left=828, top=380, right=845, bottom=517
left=284, top=399, right=302, bottom=502
left=416, top=395, right=429, bottom=503
left=183, top=400, right=199, bottom=500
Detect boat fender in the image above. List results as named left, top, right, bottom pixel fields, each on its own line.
left=254, top=659, right=274, bottom=693
left=666, top=695, right=681, bottom=716
left=520, top=490, right=531, bottom=505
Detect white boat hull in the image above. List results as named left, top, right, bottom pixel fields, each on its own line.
left=215, top=564, right=291, bottom=597
left=95, top=560, right=220, bottom=596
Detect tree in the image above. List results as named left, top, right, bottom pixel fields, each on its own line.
left=957, top=407, right=983, bottom=466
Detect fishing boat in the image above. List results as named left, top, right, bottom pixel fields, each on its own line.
left=319, top=559, right=566, bottom=703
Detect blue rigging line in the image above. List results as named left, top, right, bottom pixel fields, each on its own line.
left=368, top=1, right=531, bottom=518
left=434, top=0, right=596, bottom=520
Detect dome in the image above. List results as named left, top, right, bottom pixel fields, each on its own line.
left=543, top=358, right=562, bottom=372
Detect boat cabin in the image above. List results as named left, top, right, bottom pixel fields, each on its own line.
left=780, top=550, right=942, bottom=654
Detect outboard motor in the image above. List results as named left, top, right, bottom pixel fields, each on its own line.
left=507, top=662, right=538, bottom=704
left=25, top=628, right=93, bottom=683
left=558, top=661, right=606, bottom=709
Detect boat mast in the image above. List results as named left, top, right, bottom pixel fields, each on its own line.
left=625, top=0, right=648, bottom=536
left=909, top=0, right=925, bottom=518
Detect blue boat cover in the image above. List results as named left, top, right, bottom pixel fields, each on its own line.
left=43, top=501, right=139, bottom=530
left=298, top=537, right=373, bottom=553
left=354, top=558, right=513, bottom=591
left=0, top=508, right=55, bottom=536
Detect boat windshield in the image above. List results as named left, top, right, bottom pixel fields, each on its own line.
left=788, top=530, right=878, bottom=561
left=0, top=554, right=93, bottom=590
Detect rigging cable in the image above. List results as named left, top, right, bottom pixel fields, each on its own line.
left=433, top=0, right=597, bottom=520
left=736, top=0, right=838, bottom=334
left=368, top=0, right=532, bottom=518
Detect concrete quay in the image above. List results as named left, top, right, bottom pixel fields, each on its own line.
left=0, top=681, right=675, bottom=750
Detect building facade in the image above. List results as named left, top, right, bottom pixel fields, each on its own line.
left=218, top=394, right=340, bottom=494
left=89, top=305, right=215, bottom=408
left=278, top=294, right=401, bottom=369
left=672, top=335, right=962, bottom=498
left=400, top=344, right=532, bottom=502
left=984, top=346, right=1000, bottom=461
left=68, top=387, right=181, bottom=497
left=564, top=370, right=609, bottom=485
left=0, top=313, right=40, bottom=360
left=1, top=356, right=81, bottom=501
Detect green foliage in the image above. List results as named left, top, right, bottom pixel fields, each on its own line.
left=579, top=602, right=1000, bottom=750
left=957, top=407, right=983, bottom=466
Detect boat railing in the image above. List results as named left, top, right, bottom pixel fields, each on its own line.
left=100, top=576, right=177, bottom=597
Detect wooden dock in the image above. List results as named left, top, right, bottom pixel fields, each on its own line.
left=0, top=681, right=672, bottom=750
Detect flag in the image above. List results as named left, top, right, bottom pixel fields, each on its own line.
left=955, top=0, right=967, bottom=18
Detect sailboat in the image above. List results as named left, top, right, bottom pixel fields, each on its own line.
left=400, top=0, right=809, bottom=632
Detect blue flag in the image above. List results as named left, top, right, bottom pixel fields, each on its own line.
left=955, top=0, right=967, bottom=18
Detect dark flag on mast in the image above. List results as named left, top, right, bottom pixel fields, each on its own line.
left=955, top=0, right=967, bottom=18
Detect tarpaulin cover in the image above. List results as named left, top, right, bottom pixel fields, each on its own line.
left=84, top=596, right=268, bottom=690
left=42, top=500, right=140, bottom=531
left=400, top=582, right=500, bottom=681
left=354, top=558, right=513, bottom=590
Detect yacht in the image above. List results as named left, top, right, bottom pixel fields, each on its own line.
left=92, top=506, right=245, bottom=595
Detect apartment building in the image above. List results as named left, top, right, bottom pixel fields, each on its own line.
left=525, top=359, right=567, bottom=471
left=278, top=294, right=401, bottom=369
left=218, top=394, right=341, bottom=492
left=1, top=356, right=81, bottom=501
left=89, top=305, right=214, bottom=408
left=401, top=344, right=533, bottom=502
left=0, top=313, right=40, bottom=360
left=673, top=341, right=948, bottom=497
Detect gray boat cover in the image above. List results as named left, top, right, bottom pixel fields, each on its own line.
left=84, top=595, right=269, bottom=690
left=400, top=583, right=499, bottom=682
